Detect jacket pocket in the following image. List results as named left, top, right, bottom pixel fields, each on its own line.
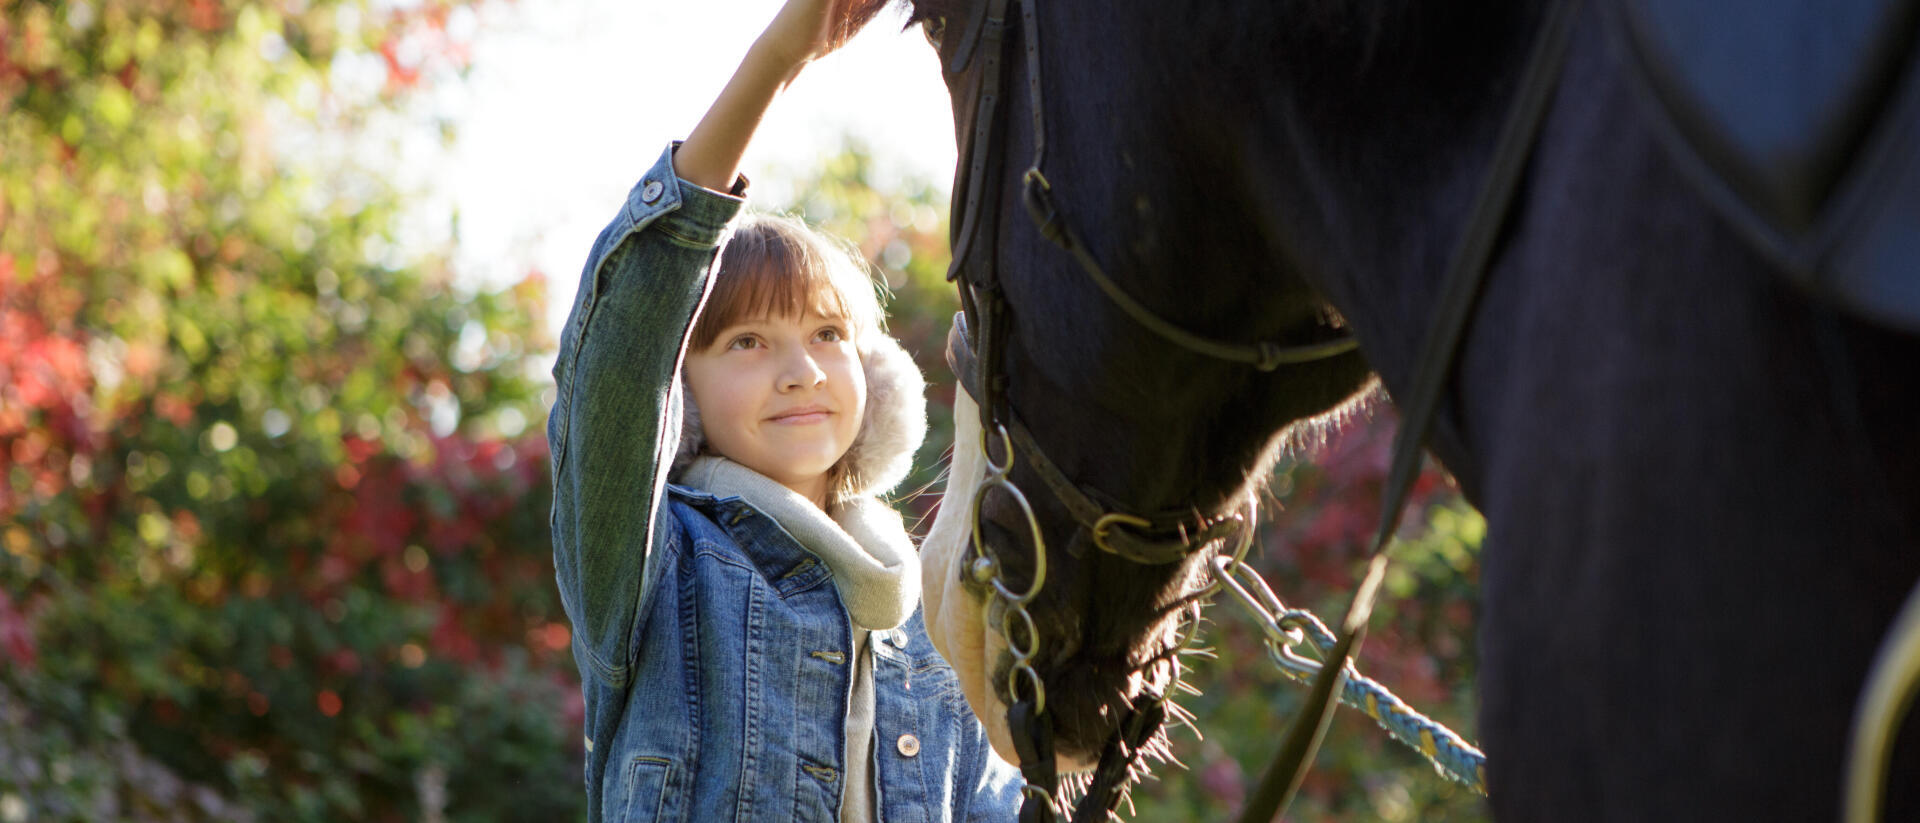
left=616, top=755, right=674, bottom=822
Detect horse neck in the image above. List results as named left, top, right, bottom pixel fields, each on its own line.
left=1223, top=0, right=1546, bottom=358
left=998, top=0, right=1537, bottom=513
left=1038, top=0, right=1541, bottom=340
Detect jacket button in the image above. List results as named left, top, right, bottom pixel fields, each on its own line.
left=896, top=734, right=920, bottom=757
left=640, top=180, right=664, bottom=204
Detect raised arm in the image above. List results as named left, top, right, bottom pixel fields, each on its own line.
left=548, top=0, right=877, bottom=689
left=678, top=0, right=866, bottom=191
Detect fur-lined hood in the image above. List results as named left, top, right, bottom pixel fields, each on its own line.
left=670, top=332, right=927, bottom=502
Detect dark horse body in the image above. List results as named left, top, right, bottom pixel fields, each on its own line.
left=884, top=0, right=1920, bottom=818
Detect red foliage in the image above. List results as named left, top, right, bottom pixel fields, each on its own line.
left=430, top=603, right=481, bottom=665
left=374, top=3, right=476, bottom=95
left=379, top=554, right=436, bottom=601
left=340, top=461, right=417, bottom=558
left=325, top=649, right=361, bottom=677
left=187, top=0, right=223, bottom=32
left=0, top=591, right=37, bottom=670
left=0, top=269, right=101, bottom=523
left=376, top=38, right=421, bottom=91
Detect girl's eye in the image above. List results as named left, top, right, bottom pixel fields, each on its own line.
left=920, top=16, right=946, bottom=49
left=814, top=327, right=845, bottom=344
left=727, top=336, right=760, bottom=351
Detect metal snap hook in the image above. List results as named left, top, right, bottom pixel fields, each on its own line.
left=1208, top=554, right=1306, bottom=650
left=1192, top=502, right=1258, bottom=601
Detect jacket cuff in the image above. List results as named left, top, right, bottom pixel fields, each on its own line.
left=621, top=141, right=748, bottom=248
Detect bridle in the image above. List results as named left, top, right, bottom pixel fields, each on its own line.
left=934, top=0, right=1582, bottom=820
left=938, top=0, right=1363, bottom=566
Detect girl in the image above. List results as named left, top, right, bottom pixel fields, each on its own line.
left=547, top=1, right=1021, bottom=821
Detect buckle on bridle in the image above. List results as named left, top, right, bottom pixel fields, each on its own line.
left=1022, top=168, right=1069, bottom=248
left=1090, top=511, right=1152, bottom=556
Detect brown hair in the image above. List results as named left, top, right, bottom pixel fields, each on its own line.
left=689, top=213, right=885, bottom=352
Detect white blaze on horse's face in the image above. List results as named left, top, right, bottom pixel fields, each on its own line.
left=923, top=390, right=1101, bottom=773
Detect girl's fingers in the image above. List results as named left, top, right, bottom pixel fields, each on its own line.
left=765, top=0, right=879, bottom=65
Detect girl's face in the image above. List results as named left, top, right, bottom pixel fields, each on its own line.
left=684, top=310, right=866, bottom=506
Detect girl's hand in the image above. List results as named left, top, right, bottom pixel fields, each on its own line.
left=675, top=0, right=878, bottom=192
left=756, top=0, right=862, bottom=70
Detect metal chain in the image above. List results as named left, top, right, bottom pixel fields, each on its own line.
left=969, top=422, right=1050, bottom=715
left=1210, top=555, right=1488, bottom=793
left=967, top=421, right=1063, bottom=823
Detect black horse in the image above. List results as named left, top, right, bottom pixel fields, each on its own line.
left=857, top=0, right=1920, bottom=819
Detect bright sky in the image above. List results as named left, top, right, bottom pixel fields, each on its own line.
left=425, top=0, right=957, bottom=339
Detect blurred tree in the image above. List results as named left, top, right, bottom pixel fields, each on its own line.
left=1, top=1, right=577, bottom=820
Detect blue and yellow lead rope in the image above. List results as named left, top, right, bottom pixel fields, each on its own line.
left=1208, top=555, right=1486, bottom=794
left=1263, top=607, right=1488, bottom=793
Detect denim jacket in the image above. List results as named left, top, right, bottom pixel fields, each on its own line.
left=549, top=144, right=1019, bottom=822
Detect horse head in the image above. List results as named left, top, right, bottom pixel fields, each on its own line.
left=878, top=0, right=1385, bottom=767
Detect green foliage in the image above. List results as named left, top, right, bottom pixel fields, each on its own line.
left=2, top=0, right=576, bottom=818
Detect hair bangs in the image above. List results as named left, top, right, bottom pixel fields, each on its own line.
left=690, top=213, right=884, bottom=351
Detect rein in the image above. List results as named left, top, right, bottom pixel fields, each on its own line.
left=939, top=0, right=1579, bottom=819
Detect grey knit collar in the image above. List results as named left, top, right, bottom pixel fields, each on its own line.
left=682, top=456, right=919, bottom=631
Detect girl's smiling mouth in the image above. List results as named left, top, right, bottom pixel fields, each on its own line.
left=768, top=405, right=831, bottom=424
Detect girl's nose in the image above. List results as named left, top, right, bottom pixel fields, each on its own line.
left=778, top=349, right=827, bottom=391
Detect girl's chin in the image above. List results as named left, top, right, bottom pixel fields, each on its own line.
left=751, top=444, right=849, bottom=473
left=743, top=456, right=839, bottom=485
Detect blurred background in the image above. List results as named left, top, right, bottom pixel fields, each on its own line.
left=0, top=0, right=1485, bottom=819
